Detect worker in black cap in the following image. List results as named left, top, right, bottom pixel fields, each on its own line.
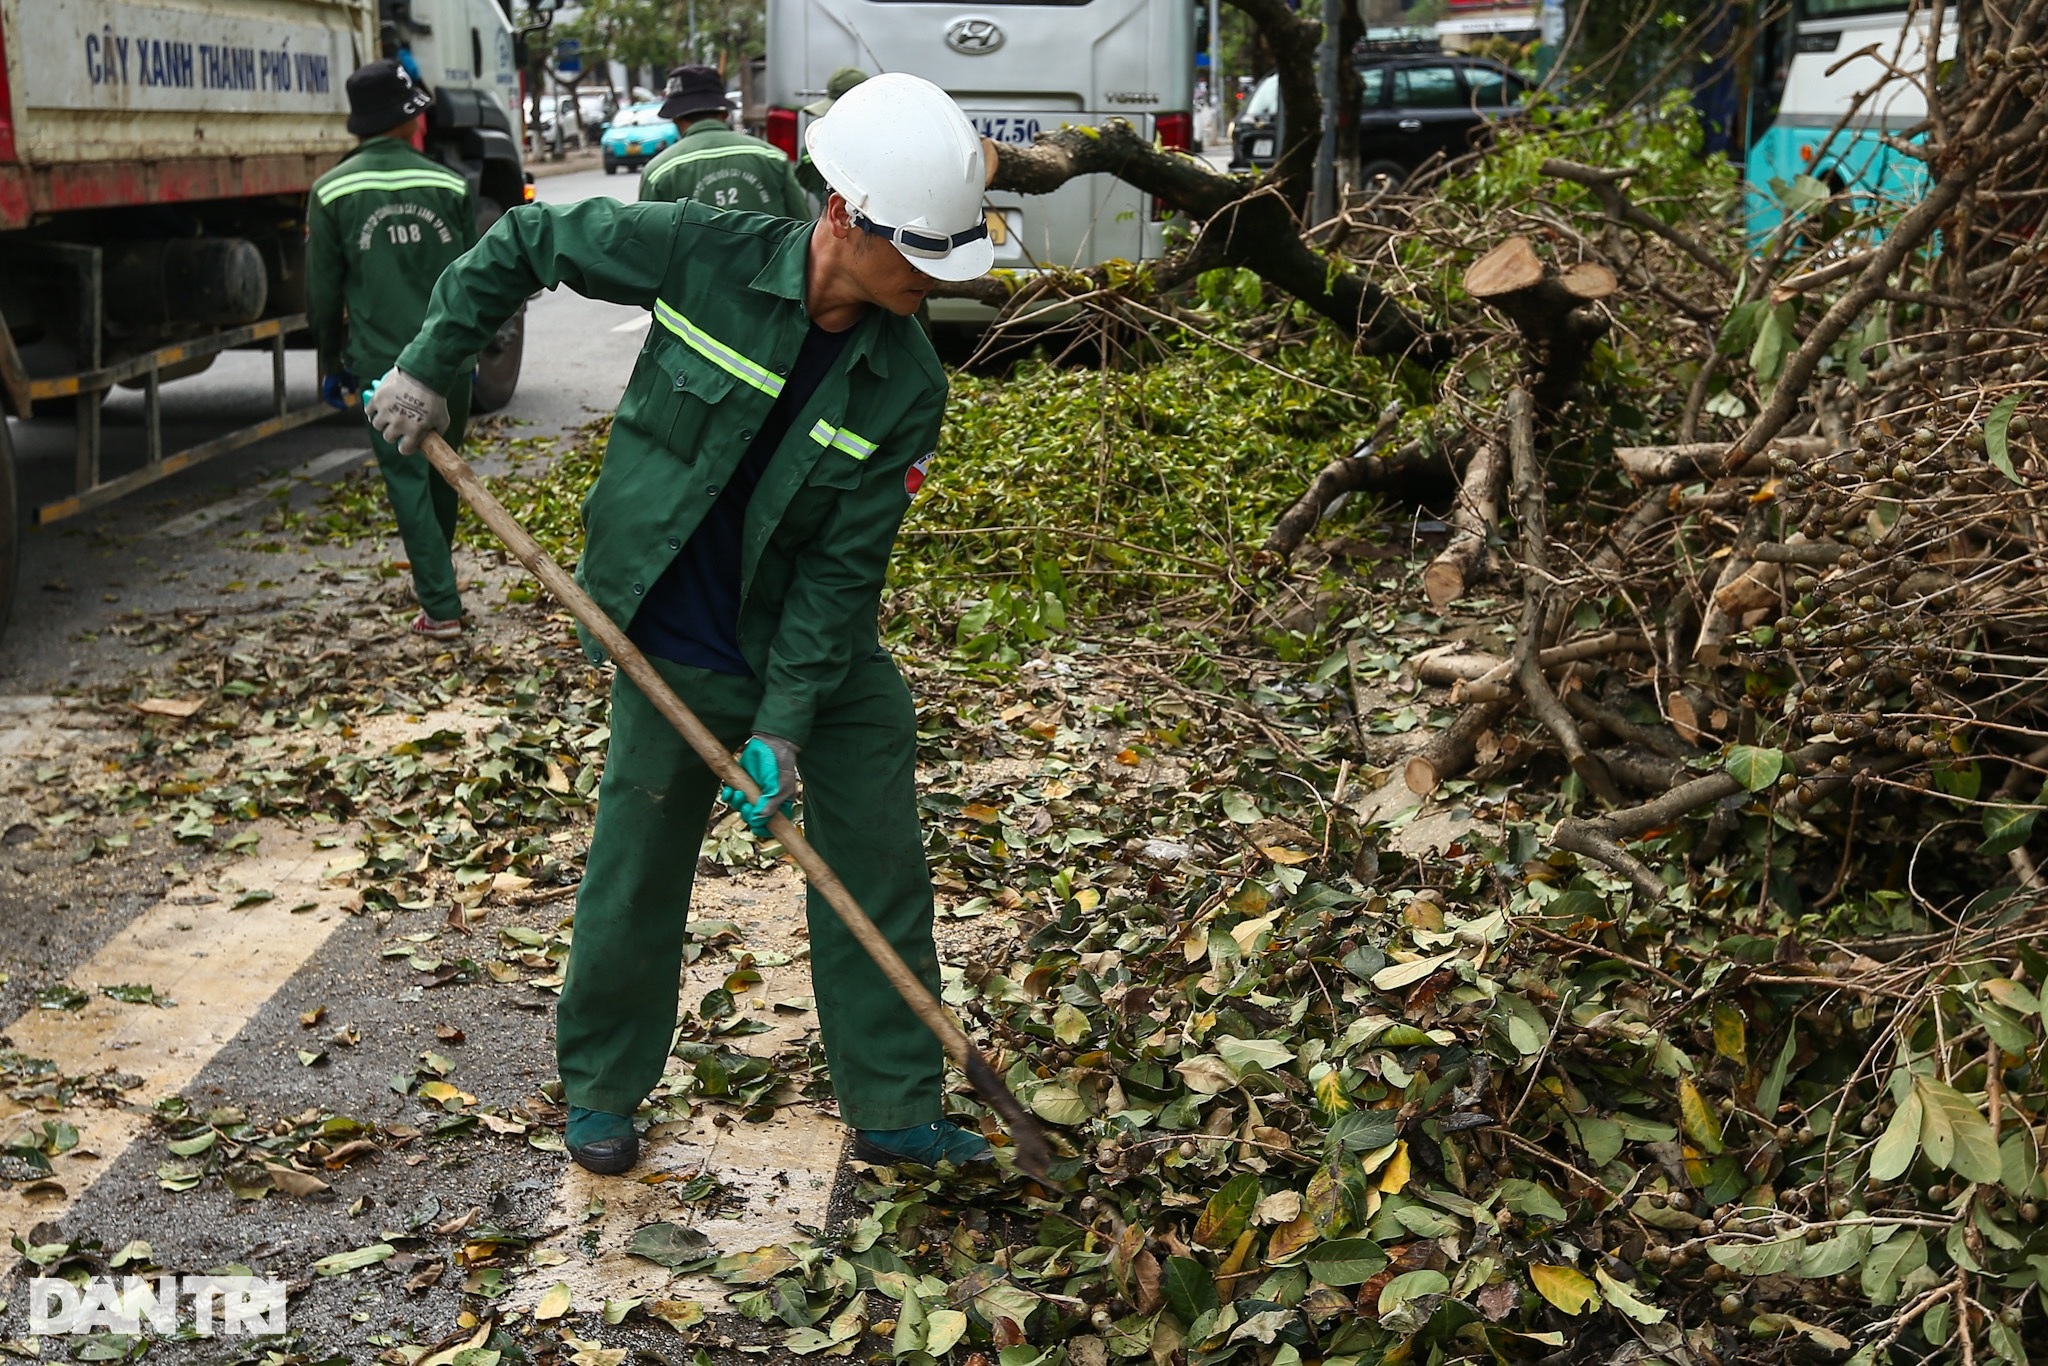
left=306, top=59, right=479, bottom=640
left=638, top=64, right=806, bottom=217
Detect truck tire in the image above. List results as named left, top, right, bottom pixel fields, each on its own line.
left=471, top=196, right=525, bottom=413
left=0, top=414, right=18, bottom=642
left=472, top=307, right=525, bottom=414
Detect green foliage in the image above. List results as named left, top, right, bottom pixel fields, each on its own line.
left=888, top=330, right=1395, bottom=659
left=557, top=0, right=762, bottom=73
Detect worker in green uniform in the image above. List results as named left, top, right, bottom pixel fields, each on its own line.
left=364, top=73, right=996, bottom=1175
left=639, top=64, right=807, bottom=217
left=796, top=68, right=870, bottom=199
left=307, top=58, right=478, bottom=641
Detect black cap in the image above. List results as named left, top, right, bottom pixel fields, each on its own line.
left=346, top=58, right=434, bottom=137
left=659, top=64, right=730, bottom=122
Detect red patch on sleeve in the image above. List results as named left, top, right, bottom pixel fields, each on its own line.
left=905, top=452, right=934, bottom=497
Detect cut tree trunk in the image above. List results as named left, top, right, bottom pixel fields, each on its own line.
left=1464, top=237, right=1617, bottom=409
left=1406, top=698, right=1512, bottom=795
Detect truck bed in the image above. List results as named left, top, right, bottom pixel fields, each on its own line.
left=0, top=0, right=374, bottom=229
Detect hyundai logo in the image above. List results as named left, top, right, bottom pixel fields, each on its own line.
left=945, top=18, right=1005, bottom=54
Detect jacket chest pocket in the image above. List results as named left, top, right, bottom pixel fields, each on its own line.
left=632, top=331, right=738, bottom=460
left=773, top=418, right=873, bottom=547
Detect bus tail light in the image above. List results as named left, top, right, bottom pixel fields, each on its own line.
left=766, top=108, right=800, bottom=160
left=1152, top=112, right=1192, bottom=219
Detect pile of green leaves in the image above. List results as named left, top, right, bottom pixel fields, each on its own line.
left=701, top=739, right=2048, bottom=1364
left=896, top=332, right=1394, bottom=660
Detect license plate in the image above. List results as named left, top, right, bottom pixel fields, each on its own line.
left=987, top=209, right=1024, bottom=260
left=1251, top=137, right=1274, bottom=158
left=625, top=141, right=642, bottom=155
left=971, top=114, right=1044, bottom=146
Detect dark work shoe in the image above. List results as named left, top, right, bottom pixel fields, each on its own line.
left=567, top=1106, right=639, bottom=1175
left=851, top=1120, right=994, bottom=1168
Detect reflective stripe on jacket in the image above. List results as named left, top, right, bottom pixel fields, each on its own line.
left=306, top=137, right=477, bottom=378
left=639, top=120, right=809, bottom=219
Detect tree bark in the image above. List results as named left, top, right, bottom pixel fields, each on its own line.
left=1614, top=435, right=1829, bottom=483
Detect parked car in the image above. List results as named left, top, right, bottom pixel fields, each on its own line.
left=1229, top=53, right=1531, bottom=188
left=601, top=103, right=681, bottom=174
left=531, top=91, right=617, bottom=149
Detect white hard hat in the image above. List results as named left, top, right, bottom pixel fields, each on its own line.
left=804, top=72, right=993, bottom=283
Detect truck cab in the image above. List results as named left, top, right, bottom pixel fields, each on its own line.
left=379, top=0, right=526, bottom=220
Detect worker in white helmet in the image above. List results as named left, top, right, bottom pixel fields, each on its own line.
left=364, top=74, right=997, bottom=1175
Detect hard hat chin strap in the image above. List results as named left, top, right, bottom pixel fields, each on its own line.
left=852, top=210, right=989, bottom=260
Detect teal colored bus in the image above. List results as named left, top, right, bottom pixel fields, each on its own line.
left=1745, top=0, right=1954, bottom=236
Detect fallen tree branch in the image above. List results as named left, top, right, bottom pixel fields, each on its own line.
left=1615, top=434, right=1830, bottom=483
left=1405, top=698, right=1513, bottom=796
left=1423, top=441, right=1507, bottom=612
left=1726, top=87, right=2048, bottom=470
left=1506, top=385, right=1623, bottom=804
left=1539, top=158, right=1733, bottom=282
left=973, top=134, right=1446, bottom=360
left=1552, top=819, right=1668, bottom=902
left=1412, top=632, right=1649, bottom=688
left=1259, top=435, right=1445, bottom=563
left=1566, top=692, right=1700, bottom=761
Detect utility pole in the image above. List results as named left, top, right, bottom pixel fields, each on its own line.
left=1208, top=0, right=1224, bottom=146
left=1312, top=0, right=1341, bottom=224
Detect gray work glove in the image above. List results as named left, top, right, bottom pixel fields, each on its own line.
left=363, top=366, right=450, bottom=456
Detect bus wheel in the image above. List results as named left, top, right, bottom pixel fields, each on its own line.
left=473, top=306, right=526, bottom=414
left=0, top=414, right=18, bottom=641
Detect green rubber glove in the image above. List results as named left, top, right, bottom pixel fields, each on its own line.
left=721, top=734, right=800, bottom=836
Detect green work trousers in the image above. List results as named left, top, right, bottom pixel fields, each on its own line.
left=368, top=375, right=472, bottom=622
left=557, top=653, right=943, bottom=1130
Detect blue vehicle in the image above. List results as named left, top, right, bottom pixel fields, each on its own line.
left=601, top=102, right=682, bottom=175
left=1746, top=0, right=1953, bottom=236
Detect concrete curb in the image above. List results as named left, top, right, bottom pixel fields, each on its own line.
left=527, top=149, right=607, bottom=180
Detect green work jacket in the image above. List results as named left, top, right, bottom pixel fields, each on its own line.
left=395, top=198, right=947, bottom=748
left=639, top=119, right=808, bottom=218
left=306, top=136, right=477, bottom=379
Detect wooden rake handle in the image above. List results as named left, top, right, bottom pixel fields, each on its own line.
left=415, top=431, right=1051, bottom=1179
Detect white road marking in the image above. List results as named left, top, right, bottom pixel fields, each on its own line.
left=511, top=867, right=848, bottom=1313
left=152, top=446, right=369, bottom=539
left=0, top=706, right=473, bottom=1258
left=0, top=820, right=356, bottom=1249
left=611, top=314, right=653, bottom=335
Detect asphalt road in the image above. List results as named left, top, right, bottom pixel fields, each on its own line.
left=0, top=162, right=825, bottom=1355
left=1, top=164, right=648, bottom=694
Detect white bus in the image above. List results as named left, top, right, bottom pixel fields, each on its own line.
left=763, top=0, right=1195, bottom=323
left=1745, top=0, right=1953, bottom=235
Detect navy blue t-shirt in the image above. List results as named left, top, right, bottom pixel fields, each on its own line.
left=628, top=319, right=856, bottom=673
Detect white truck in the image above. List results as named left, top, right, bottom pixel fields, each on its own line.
left=0, top=0, right=534, bottom=638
